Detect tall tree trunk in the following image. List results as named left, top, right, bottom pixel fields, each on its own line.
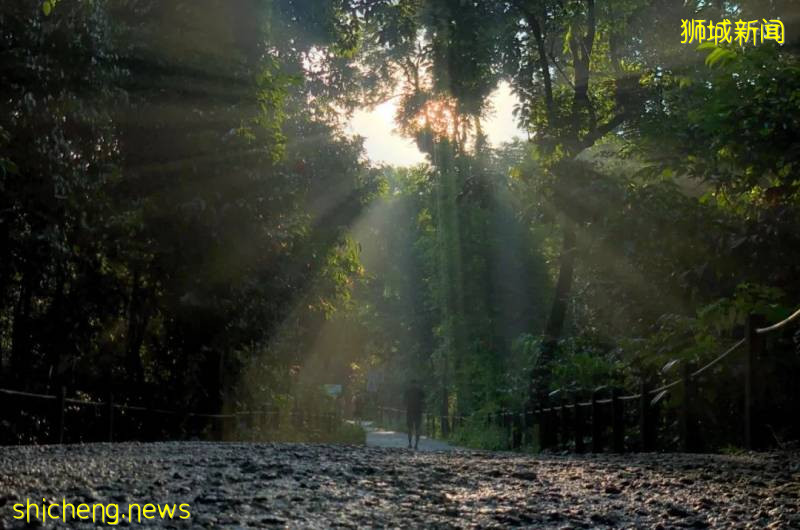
left=542, top=222, right=576, bottom=350
left=534, top=0, right=596, bottom=390
left=440, top=363, right=450, bottom=437
left=530, top=222, right=576, bottom=404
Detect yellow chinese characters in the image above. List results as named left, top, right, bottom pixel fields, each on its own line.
left=681, top=19, right=784, bottom=45
left=762, top=19, right=785, bottom=44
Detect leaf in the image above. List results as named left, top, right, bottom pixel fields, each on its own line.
left=704, top=46, right=737, bottom=68
left=42, top=1, right=52, bottom=15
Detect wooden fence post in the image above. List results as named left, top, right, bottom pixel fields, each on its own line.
left=254, top=411, right=264, bottom=440
left=181, top=408, right=191, bottom=441
left=559, top=402, right=569, bottom=451
left=106, top=391, right=114, bottom=443
left=513, top=412, right=522, bottom=449
left=745, top=313, right=766, bottom=450
left=54, top=386, right=66, bottom=444
left=246, top=412, right=255, bottom=440
left=0, top=390, right=9, bottom=442
left=145, top=397, right=156, bottom=442
left=228, top=413, right=237, bottom=441
left=639, top=381, right=655, bottom=451
left=538, top=401, right=549, bottom=451
left=271, top=406, right=280, bottom=430
left=523, top=407, right=533, bottom=447
left=574, top=398, right=585, bottom=453
left=504, top=412, right=510, bottom=448
left=680, top=362, right=698, bottom=452
left=591, top=390, right=603, bottom=453
left=611, top=388, right=624, bottom=453
left=212, top=415, right=222, bottom=442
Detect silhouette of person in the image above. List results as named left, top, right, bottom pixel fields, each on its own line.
left=404, top=379, right=425, bottom=449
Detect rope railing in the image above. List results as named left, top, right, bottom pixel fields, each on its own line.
left=756, top=307, right=800, bottom=334
left=0, top=385, right=344, bottom=444
left=486, top=330, right=759, bottom=419
left=582, top=337, right=748, bottom=404
left=1, top=388, right=327, bottom=419
left=401, top=310, right=796, bottom=453
left=690, top=338, right=746, bottom=378
left=3, top=310, right=796, bottom=448
left=377, top=337, right=747, bottom=426
left=0, top=387, right=57, bottom=400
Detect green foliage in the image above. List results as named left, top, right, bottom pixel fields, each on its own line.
left=549, top=340, right=623, bottom=393
left=450, top=420, right=509, bottom=451
left=636, top=42, right=800, bottom=197
left=697, top=42, right=738, bottom=68
left=41, top=0, right=59, bottom=16
left=0, top=0, right=379, bottom=440
left=698, top=284, right=790, bottom=336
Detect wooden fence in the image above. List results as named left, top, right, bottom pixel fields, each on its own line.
left=378, top=311, right=799, bottom=453
left=2, top=310, right=796, bottom=448
left=0, top=385, right=343, bottom=445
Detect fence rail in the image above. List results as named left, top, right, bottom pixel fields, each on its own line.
left=2, top=310, right=796, bottom=449
left=0, top=385, right=343, bottom=445
left=376, top=310, right=798, bottom=454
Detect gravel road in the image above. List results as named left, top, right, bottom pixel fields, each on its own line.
left=0, top=442, right=798, bottom=528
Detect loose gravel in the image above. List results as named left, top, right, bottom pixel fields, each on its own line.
left=0, top=442, right=798, bottom=528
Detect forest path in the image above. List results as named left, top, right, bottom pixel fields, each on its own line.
left=0, top=442, right=797, bottom=528
left=365, top=427, right=455, bottom=451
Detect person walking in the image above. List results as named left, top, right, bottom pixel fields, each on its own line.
left=404, top=379, right=425, bottom=450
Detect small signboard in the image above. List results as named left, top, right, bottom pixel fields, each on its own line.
left=323, top=384, right=342, bottom=397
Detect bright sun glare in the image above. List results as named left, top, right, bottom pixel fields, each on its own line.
left=348, top=82, right=523, bottom=166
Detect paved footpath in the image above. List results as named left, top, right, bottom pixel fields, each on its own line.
left=366, top=427, right=455, bottom=452
left=0, top=442, right=798, bottom=528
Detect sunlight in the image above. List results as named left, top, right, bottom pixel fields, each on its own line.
left=484, top=82, right=525, bottom=146
left=410, top=97, right=460, bottom=139
left=348, top=82, right=523, bottom=166
left=347, top=99, right=426, bottom=167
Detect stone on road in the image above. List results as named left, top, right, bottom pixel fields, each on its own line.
left=0, top=442, right=798, bottom=528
